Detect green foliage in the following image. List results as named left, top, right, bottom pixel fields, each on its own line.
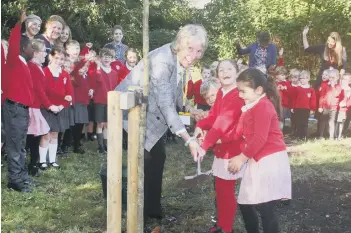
left=1, top=0, right=350, bottom=76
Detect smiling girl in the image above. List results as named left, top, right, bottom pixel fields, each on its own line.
left=55, top=25, right=72, bottom=48
left=195, top=60, right=244, bottom=233
left=228, top=68, right=291, bottom=233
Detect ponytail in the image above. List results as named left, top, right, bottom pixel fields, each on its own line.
left=237, top=68, right=282, bottom=118
left=266, top=76, right=282, bottom=119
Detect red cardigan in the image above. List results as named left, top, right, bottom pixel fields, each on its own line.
left=28, top=62, right=52, bottom=109
left=319, top=82, right=344, bottom=110
left=276, top=80, right=291, bottom=108
left=337, top=87, right=351, bottom=112
left=5, top=23, right=34, bottom=106
left=187, top=79, right=208, bottom=105
left=72, top=60, right=92, bottom=105
left=291, top=86, right=316, bottom=110
left=93, top=68, right=118, bottom=105
left=235, top=96, right=286, bottom=162
left=43, top=67, right=73, bottom=107
left=111, top=61, right=130, bottom=85
left=197, top=88, right=244, bottom=159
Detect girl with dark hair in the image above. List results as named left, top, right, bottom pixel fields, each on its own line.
left=227, top=68, right=291, bottom=233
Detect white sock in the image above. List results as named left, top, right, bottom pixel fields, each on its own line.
left=49, top=143, right=58, bottom=163
left=39, top=146, right=49, bottom=163
left=103, top=128, right=108, bottom=139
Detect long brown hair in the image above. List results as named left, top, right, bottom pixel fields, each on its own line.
left=237, top=68, right=281, bottom=118
left=324, top=32, right=344, bottom=67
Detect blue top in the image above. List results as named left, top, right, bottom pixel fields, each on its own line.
left=236, top=42, right=277, bottom=68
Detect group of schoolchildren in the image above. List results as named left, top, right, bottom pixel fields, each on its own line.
left=185, top=54, right=350, bottom=232
left=188, top=60, right=351, bottom=142
left=1, top=11, right=138, bottom=192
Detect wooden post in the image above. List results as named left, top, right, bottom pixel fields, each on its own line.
left=107, top=91, right=123, bottom=233
left=127, top=106, right=141, bottom=233
left=137, top=0, right=150, bottom=232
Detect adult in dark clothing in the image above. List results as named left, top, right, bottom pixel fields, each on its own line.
left=104, top=25, right=129, bottom=63
left=235, top=31, right=277, bottom=74
left=302, top=25, right=347, bottom=88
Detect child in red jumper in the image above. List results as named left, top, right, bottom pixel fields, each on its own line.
left=27, top=39, right=60, bottom=176
left=274, top=66, right=291, bottom=130
left=187, top=65, right=212, bottom=111
left=318, top=69, right=344, bottom=139
left=194, top=60, right=244, bottom=233
left=291, top=71, right=316, bottom=139
left=40, top=48, right=73, bottom=169
left=4, top=12, right=35, bottom=193
left=336, top=73, right=351, bottom=140
left=315, top=69, right=331, bottom=137
left=93, top=48, right=118, bottom=153
left=228, top=68, right=292, bottom=233
left=288, top=69, right=300, bottom=136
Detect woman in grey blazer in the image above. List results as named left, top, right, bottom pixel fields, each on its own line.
left=115, top=24, right=208, bottom=227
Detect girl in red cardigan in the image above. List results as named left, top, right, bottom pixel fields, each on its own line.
left=291, top=71, right=316, bottom=139
left=187, top=65, right=211, bottom=111
left=274, top=66, right=291, bottom=130
left=39, top=48, right=73, bottom=169
left=228, top=68, right=291, bottom=233
left=336, top=73, right=351, bottom=140
left=194, top=60, right=244, bottom=233
left=93, top=48, right=118, bottom=153
left=27, top=39, right=60, bottom=176
left=318, top=69, right=344, bottom=139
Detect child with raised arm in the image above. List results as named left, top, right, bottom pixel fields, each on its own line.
left=227, top=68, right=291, bottom=233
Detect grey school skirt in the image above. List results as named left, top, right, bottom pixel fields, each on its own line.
left=95, top=103, right=107, bottom=123
left=41, top=107, right=71, bottom=133
left=74, top=103, right=89, bottom=124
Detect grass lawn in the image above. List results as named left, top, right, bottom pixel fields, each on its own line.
left=2, top=134, right=351, bottom=233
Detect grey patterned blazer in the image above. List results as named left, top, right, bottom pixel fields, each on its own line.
left=115, top=43, right=186, bottom=152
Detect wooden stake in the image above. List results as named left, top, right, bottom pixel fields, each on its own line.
left=127, top=106, right=141, bottom=233
left=136, top=0, right=150, bottom=232
left=107, top=91, right=123, bottom=233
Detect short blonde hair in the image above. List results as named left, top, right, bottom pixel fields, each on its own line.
left=200, top=78, right=220, bottom=97
left=289, top=68, right=300, bottom=77
left=328, top=68, right=340, bottom=79
left=172, top=24, right=208, bottom=56
left=300, top=70, right=311, bottom=79
left=31, top=39, right=45, bottom=52
left=66, top=40, right=80, bottom=49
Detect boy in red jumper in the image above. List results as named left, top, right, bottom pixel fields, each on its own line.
left=4, top=11, right=35, bottom=193
left=93, top=48, right=118, bottom=153
left=288, top=69, right=300, bottom=136
left=187, top=65, right=211, bottom=111
left=315, top=69, right=331, bottom=137
left=227, top=68, right=291, bottom=233
left=342, top=73, right=351, bottom=136
left=336, top=73, right=351, bottom=140
left=274, top=66, right=291, bottom=131
left=291, top=71, right=316, bottom=139
left=194, top=60, right=244, bottom=233
left=318, top=69, right=344, bottom=139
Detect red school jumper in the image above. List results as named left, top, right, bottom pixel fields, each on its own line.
left=196, top=87, right=244, bottom=233
left=93, top=68, right=118, bottom=105
left=276, top=80, right=291, bottom=109
left=72, top=60, right=93, bottom=106
left=5, top=23, right=34, bottom=107
left=235, top=96, right=286, bottom=162
left=28, top=62, right=52, bottom=110
left=110, top=60, right=130, bottom=86
left=291, top=85, right=316, bottom=110
left=186, top=79, right=208, bottom=105
left=43, top=68, right=73, bottom=107
left=319, top=82, right=344, bottom=110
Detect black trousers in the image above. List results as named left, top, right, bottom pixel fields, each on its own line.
left=197, top=103, right=211, bottom=111
left=319, top=109, right=337, bottom=139
left=239, top=201, right=279, bottom=233
left=294, top=108, right=310, bottom=139
left=3, top=101, right=30, bottom=187
left=144, top=138, right=166, bottom=218
left=26, top=135, right=41, bottom=170
left=73, top=124, right=84, bottom=150
left=342, top=108, right=351, bottom=135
